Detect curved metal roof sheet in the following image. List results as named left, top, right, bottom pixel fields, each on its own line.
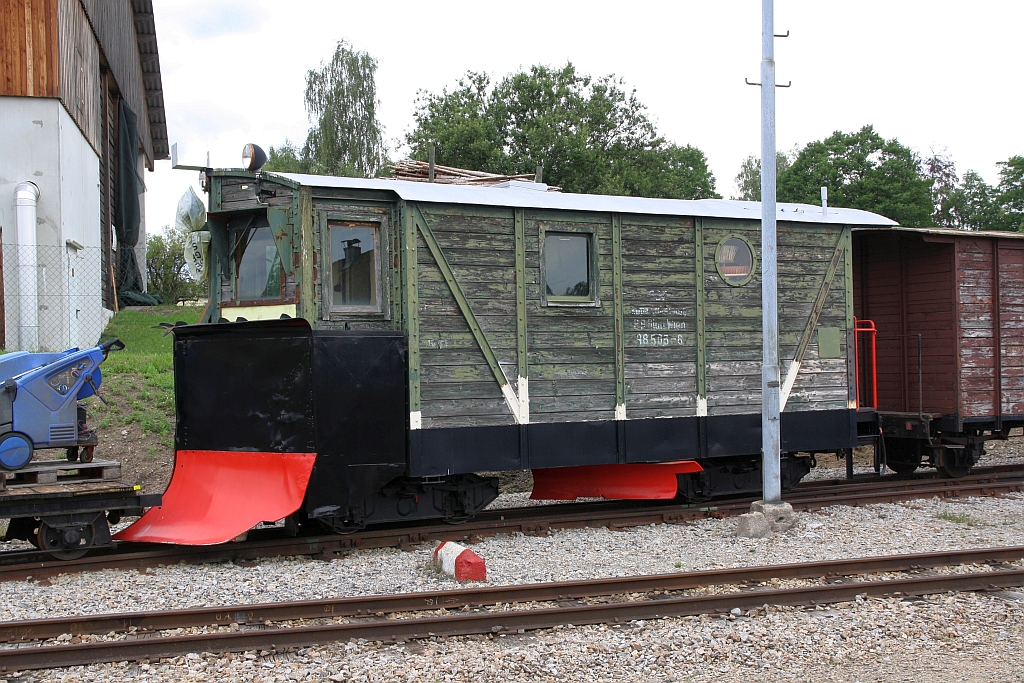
left=271, top=172, right=898, bottom=227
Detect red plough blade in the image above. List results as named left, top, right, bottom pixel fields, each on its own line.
left=530, top=461, right=703, bottom=500
left=114, top=450, right=316, bottom=545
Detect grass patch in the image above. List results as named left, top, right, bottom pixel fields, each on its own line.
left=937, top=510, right=977, bottom=526
left=91, top=307, right=204, bottom=444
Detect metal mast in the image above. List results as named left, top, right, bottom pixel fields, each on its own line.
left=760, top=0, right=782, bottom=503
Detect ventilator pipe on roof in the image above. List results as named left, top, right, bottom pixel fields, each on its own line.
left=15, top=181, right=39, bottom=351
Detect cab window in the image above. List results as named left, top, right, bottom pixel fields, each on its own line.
left=236, top=226, right=283, bottom=301
left=329, top=221, right=380, bottom=311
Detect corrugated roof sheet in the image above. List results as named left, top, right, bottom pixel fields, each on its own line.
left=271, top=172, right=898, bottom=226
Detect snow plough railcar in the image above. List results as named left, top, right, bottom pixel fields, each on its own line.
left=119, top=160, right=983, bottom=546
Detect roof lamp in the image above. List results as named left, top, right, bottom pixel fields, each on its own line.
left=242, top=143, right=267, bottom=172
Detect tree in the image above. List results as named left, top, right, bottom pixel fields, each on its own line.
left=923, top=150, right=959, bottom=225
left=777, top=125, right=934, bottom=227
left=941, top=170, right=1010, bottom=231
left=304, top=40, right=387, bottom=177
left=733, top=151, right=793, bottom=201
left=406, top=63, right=720, bottom=199
left=264, top=139, right=309, bottom=174
left=147, top=226, right=206, bottom=304
left=263, top=41, right=387, bottom=177
left=997, top=156, right=1024, bottom=231
left=923, top=151, right=1020, bottom=232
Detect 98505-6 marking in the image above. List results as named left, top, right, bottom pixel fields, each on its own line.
left=636, top=333, right=684, bottom=346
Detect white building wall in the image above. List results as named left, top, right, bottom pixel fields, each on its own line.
left=1, top=95, right=104, bottom=352
left=58, top=104, right=106, bottom=349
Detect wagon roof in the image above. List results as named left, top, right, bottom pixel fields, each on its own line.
left=852, top=225, right=1024, bottom=239
left=268, top=172, right=897, bottom=227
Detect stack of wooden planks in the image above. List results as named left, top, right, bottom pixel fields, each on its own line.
left=388, top=159, right=536, bottom=186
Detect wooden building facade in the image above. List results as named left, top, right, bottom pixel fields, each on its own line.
left=0, top=0, right=167, bottom=350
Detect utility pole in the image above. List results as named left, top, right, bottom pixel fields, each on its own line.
left=760, top=0, right=782, bottom=503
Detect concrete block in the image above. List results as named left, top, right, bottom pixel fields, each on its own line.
left=736, top=511, right=771, bottom=538
left=433, top=541, right=486, bottom=581
left=751, top=500, right=796, bottom=532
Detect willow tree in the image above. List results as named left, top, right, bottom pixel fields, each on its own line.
left=300, top=40, right=387, bottom=178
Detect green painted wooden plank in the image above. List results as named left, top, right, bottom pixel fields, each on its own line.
left=612, top=213, right=626, bottom=417
left=400, top=202, right=421, bottom=422
left=515, top=208, right=529, bottom=417
left=417, top=204, right=516, bottom=220
left=298, top=187, right=316, bottom=323
left=779, top=232, right=847, bottom=411
left=529, top=379, right=618, bottom=397
left=525, top=209, right=614, bottom=224
left=210, top=177, right=222, bottom=211
left=843, top=227, right=856, bottom=406
left=391, top=206, right=401, bottom=325
left=413, top=205, right=521, bottom=423
left=530, top=410, right=618, bottom=423
left=695, top=218, right=707, bottom=414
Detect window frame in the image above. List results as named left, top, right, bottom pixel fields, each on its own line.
left=539, top=225, right=600, bottom=307
left=228, top=222, right=293, bottom=307
left=714, top=233, right=757, bottom=287
left=325, top=218, right=385, bottom=315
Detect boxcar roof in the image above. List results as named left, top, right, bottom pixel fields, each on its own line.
left=853, top=225, right=1024, bottom=240
left=270, top=172, right=897, bottom=227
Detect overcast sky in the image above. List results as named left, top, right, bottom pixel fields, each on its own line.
left=147, top=0, right=1024, bottom=232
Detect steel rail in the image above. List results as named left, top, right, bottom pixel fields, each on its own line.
left=1, top=546, right=1022, bottom=644
left=1, top=466, right=1022, bottom=583
left=1, top=568, right=1022, bottom=672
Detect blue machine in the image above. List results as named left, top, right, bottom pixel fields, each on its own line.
left=0, top=338, right=123, bottom=470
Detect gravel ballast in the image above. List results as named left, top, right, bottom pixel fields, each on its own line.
left=3, top=442, right=1024, bottom=681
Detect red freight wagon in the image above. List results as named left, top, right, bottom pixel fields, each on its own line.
left=852, top=226, right=1024, bottom=477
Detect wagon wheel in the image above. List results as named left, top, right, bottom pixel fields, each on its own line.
left=35, top=521, right=93, bottom=561
left=65, top=447, right=79, bottom=462
left=937, top=447, right=974, bottom=479
left=80, top=445, right=95, bottom=463
left=883, top=438, right=922, bottom=475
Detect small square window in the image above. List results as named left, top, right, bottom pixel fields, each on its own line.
left=543, top=231, right=596, bottom=305
left=329, top=221, right=381, bottom=311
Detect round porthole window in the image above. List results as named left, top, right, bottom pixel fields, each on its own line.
left=715, top=236, right=756, bottom=286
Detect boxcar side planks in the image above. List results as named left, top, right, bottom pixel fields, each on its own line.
left=853, top=227, right=1024, bottom=477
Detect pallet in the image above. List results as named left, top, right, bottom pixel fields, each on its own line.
left=0, top=460, right=122, bottom=490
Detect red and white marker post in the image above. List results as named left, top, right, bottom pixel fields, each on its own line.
left=433, top=541, right=486, bottom=582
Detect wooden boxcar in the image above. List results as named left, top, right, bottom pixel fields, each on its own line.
left=182, top=170, right=896, bottom=528
left=853, top=226, right=1024, bottom=476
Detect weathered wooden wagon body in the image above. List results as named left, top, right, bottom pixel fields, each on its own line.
left=174, top=170, right=895, bottom=529
left=852, top=227, right=1024, bottom=476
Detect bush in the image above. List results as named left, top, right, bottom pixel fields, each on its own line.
left=146, top=226, right=207, bottom=304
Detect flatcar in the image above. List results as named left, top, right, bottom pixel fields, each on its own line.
left=117, top=165, right=901, bottom=546
left=0, top=340, right=161, bottom=558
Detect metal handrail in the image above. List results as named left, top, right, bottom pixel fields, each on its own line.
left=854, top=318, right=878, bottom=408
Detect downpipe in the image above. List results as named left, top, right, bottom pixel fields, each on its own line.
left=15, top=181, right=39, bottom=352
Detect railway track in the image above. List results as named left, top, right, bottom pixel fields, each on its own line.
left=2, top=464, right=1023, bottom=583
left=0, top=546, right=1022, bottom=672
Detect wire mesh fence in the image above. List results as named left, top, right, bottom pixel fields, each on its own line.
left=2, top=244, right=112, bottom=352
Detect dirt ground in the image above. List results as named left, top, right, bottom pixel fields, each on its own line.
left=92, top=423, right=174, bottom=494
